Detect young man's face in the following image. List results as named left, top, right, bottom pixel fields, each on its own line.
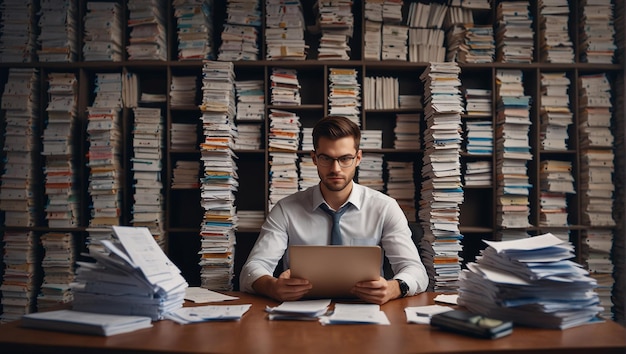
left=312, top=136, right=362, bottom=192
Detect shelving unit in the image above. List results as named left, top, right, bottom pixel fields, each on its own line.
left=0, top=0, right=624, bottom=324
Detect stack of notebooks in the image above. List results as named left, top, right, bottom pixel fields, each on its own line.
left=199, top=60, right=238, bottom=291
left=457, top=233, right=603, bottom=329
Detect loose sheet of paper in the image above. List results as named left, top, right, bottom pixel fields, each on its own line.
left=405, top=305, right=454, bottom=324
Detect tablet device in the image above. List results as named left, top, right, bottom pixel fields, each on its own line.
left=289, top=245, right=382, bottom=299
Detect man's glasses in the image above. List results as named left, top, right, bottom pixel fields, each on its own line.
left=315, top=154, right=357, bottom=168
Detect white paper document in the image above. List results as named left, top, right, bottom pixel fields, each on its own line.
left=405, top=305, right=454, bottom=324
left=184, top=287, right=239, bottom=303
left=165, top=304, right=251, bottom=324
left=320, top=303, right=390, bottom=325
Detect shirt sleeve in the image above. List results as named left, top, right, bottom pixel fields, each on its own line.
left=239, top=203, right=290, bottom=293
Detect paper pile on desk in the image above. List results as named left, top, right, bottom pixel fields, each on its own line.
left=265, top=299, right=331, bottom=320
left=457, top=233, right=603, bottom=329
left=71, top=226, right=188, bottom=320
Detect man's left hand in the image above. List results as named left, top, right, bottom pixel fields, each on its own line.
left=351, top=277, right=401, bottom=305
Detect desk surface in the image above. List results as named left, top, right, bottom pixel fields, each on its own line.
left=0, top=292, right=625, bottom=354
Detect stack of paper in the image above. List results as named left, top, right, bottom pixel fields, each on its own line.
left=464, top=88, right=491, bottom=117
left=171, top=123, right=198, bottom=150
left=495, top=1, right=534, bottom=63
left=83, top=1, right=123, bottom=61
left=37, top=0, right=77, bottom=62
left=382, top=24, right=408, bottom=61
left=314, top=0, right=354, bottom=60
left=320, top=303, right=389, bottom=325
left=579, top=0, right=616, bottom=64
left=578, top=73, right=615, bottom=227
left=265, top=299, right=331, bottom=321
left=235, top=80, right=264, bottom=121
left=265, top=0, right=307, bottom=60
left=299, top=155, right=319, bottom=191
left=173, top=0, right=215, bottom=60
left=171, top=160, right=200, bottom=189
left=131, top=107, right=165, bottom=248
left=127, top=0, right=167, bottom=61
left=269, top=152, right=299, bottom=211
left=363, top=20, right=382, bottom=60
left=72, top=226, right=188, bottom=320
left=37, top=232, right=75, bottom=311
left=539, top=160, right=574, bottom=227
left=361, top=130, right=383, bottom=149
left=582, top=229, right=614, bottom=319
left=236, top=210, right=265, bottom=229
left=386, top=161, right=417, bottom=222
left=234, top=124, right=262, bottom=149
left=458, top=25, right=495, bottom=63
left=364, top=76, right=398, bottom=110
left=409, top=27, right=445, bottom=62
left=170, top=76, right=198, bottom=108
left=199, top=61, right=238, bottom=291
left=122, top=72, right=140, bottom=108
left=270, top=68, right=301, bottom=105
left=166, top=304, right=251, bottom=324
left=218, top=0, right=261, bottom=61
left=328, top=68, right=361, bottom=127
left=22, top=309, right=153, bottom=336
left=540, top=72, right=572, bottom=151
left=86, top=73, right=123, bottom=243
left=419, top=62, right=464, bottom=292
left=463, top=160, right=491, bottom=187
left=0, top=0, right=37, bottom=62
left=0, top=68, right=39, bottom=227
left=0, top=231, right=37, bottom=323
left=495, top=69, right=532, bottom=230
left=358, top=153, right=384, bottom=192
left=464, top=120, right=492, bottom=155
left=43, top=73, right=79, bottom=228
left=268, top=109, right=300, bottom=151
left=458, top=233, right=603, bottom=329
left=394, top=113, right=421, bottom=150
left=539, top=0, right=573, bottom=63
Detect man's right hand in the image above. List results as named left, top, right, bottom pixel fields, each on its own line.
left=252, top=270, right=312, bottom=302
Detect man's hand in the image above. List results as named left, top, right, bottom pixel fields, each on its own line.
left=252, top=270, right=312, bottom=302
left=352, top=277, right=401, bottom=305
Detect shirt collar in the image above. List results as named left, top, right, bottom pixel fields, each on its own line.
left=312, top=182, right=364, bottom=211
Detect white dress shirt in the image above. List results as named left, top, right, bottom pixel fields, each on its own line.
left=239, top=182, right=429, bottom=296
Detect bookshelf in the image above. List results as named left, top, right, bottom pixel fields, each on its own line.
left=0, top=0, right=624, bottom=325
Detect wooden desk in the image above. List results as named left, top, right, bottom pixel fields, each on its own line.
left=0, top=292, right=625, bottom=354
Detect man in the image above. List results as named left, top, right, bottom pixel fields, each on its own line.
left=240, top=116, right=428, bottom=304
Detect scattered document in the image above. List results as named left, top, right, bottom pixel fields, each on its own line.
left=165, top=304, right=251, bottom=325
left=265, top=299, right=331, bottom=320
left=21, top=310, right=153, bottom=336
left=320, top=303, right=390, bottom=325
left=405, top=305, right=454, bottom=324
left=184, top=287, right=239, bottom=303
left=434, top=294, right=458, bottom=305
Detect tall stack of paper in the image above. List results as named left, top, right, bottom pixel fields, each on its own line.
left=37, top=0, right=77, bottom=62
left=458, top=25, right=495, bottom=63
left=386, top=161, right=416, bottom=222
left=540, top=72, right=572, bottom=151
left=419, top=62, right=464, bottom=292
left=582, top=229, right=614, bottom=319
left=539, top=160, right=575, bottom=226
left=0, top=0, right=37, bottom=62
left=127, top=0, right=167, bottom=61
left=328, top=68, right=361, bottom=127
left=42, top=73, right=79, bottom=228
left=394, top=113, right=421, bottom=150
left=458, top=233, right=603, bottom=329
left=218, top=0, right=261, bottom=61
left=463, top=160, right=491, bottom=187
left=358, top=153, right=384, bottom=192
left=83, top=2, right=123, bottom=61
left=314, top=0, right=354, bottom=60
left=363, top=20, right=382, bottom=60
left=579, top=0, right=616, bottom=64
left=578, top=73, right=615, bottom=227
left=131, top=107, right=165, bottom=247
left=464, top=120, right=492, bottom=155
left=86, top=73, right=123, bottom=255
left=495, top=1, right=534, bottom=63
left=270, top=68, right=301, bottom=105
left=173, top=0, right=215, bottom=60
left=495, top=69, right=532, bottom=231
left=539, top=0, right=573, bottom=63
left=199, top=61, right=238, bottom=290
left=72, top=226, right=188, bottom=320
left=0, top=232, right=37, bottom=323
left=170, top=76, right=198, bottom=108
left=0, top=68, right=39, bottom=227
left=235, top=80, right=264, bottom=121
left=299, top=155, right=319, bottom=191
left=269, top=152, right=299, bottom=210
left=408, top=2, right=447, bottom=62
left=37, top=232, right=75, bottom=311
left=265, top=0, right=307, bottom=60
